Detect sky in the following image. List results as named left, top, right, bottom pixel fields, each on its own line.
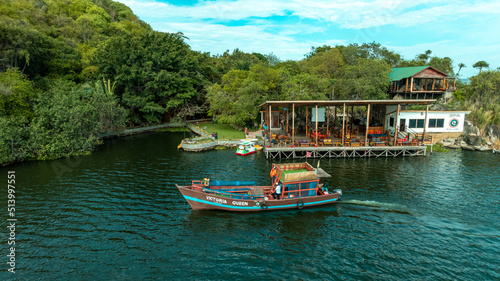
left=116, top=0, right=500, bottom=78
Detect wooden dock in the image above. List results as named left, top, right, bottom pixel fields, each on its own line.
left=264, top=145, right=427, bottom=159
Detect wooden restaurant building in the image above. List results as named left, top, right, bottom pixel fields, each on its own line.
left=259, top=99, right=437, bottom=159
left=388, top=66, right=457, bottom=100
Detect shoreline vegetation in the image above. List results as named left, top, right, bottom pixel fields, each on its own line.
left=1, top=0, right=499, bottom=166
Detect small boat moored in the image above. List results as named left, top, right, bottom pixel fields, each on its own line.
left=236, top=139, right=259, bottom=156
left=176, top=162, right=342, bottom=211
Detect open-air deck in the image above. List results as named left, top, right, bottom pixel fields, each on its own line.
left=260, top=99, right=435, bottom=159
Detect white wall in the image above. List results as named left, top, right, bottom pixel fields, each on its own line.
left=385, top=110, right=469, bottom=133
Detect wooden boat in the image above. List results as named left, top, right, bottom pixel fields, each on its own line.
left=176, top=162, right=342, bottom=211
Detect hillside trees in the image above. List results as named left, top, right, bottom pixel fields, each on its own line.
left=0, top=79, right=127, bottom=164
left=207, top=65, right=280, bottom=126
left=95, top=31, right=213, bottom=123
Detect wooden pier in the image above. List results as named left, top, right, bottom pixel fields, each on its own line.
left=264, top=145, right=427, bottom=159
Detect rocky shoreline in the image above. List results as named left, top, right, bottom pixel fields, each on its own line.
left=438, top=121, right=500, bottom=151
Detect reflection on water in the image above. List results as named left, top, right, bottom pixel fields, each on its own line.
left=2, top=132, right=499, bottom=280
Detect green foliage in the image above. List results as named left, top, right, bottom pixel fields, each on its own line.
left=0, top=79, right=127, bottom=165
left=429, top=143, right=449, bottom=153
left=473, top=61, right=489, bottom=73
left=336, top=58, right=391, bottom=100
left=216, top=49, right=267, bottom=73
left=96, top=31, right=209, bottom=124
left=449, top=70, right=500, bottom=131
left=0, top=69, right=36, bottom=119
left=207, top=65, right=280, bottom=126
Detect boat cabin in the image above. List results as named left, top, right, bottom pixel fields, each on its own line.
left=272, top=162, right=326, bottom=199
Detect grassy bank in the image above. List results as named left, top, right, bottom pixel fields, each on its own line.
left=196, top=123, right=245, bottom=140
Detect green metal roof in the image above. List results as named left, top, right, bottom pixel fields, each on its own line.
left=389, top=66, right=429, bottom=82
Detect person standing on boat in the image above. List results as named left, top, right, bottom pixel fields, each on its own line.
left=271, top=182, right=282, bottom=200
left=270, top=166, right=277, bottom=185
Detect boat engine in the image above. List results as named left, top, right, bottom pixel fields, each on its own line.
left=333, top=189, right=342, bottom=200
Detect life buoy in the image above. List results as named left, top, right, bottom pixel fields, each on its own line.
left=261, top=202, right=268, bottom=210
left=255, top=201, right=261, bottom=207
left=297, top=199, right=304, bottom=210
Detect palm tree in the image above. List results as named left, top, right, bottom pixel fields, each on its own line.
left=456, top=63, right=465, bottom=76
left=473, top=61, right=489, bottom=73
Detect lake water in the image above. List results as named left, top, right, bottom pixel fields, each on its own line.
left=2, top=132, right=499, bottom=280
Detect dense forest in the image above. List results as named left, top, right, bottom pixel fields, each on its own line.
left=1, top=0, right=499, bottom=165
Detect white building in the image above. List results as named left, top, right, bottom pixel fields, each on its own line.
left=385, top=105, right=470, bottom=141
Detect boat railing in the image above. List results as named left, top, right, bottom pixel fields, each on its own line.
left=281, top=187, right=319, bottom=199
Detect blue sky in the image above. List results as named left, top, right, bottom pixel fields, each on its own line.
left=117, top=0, right=500, bottom=78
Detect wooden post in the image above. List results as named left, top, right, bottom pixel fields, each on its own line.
left=393, top=104, right=400, bottom=146
left=268, top=104, right=272, bottom=142
left=327, top=106, right=330, bottom=137
left=365, top=104, right=371, bottom=146
left=342, top=103, right=346, bottom=146
left=432, top=78, right=435, bottom=91
left=315, top=104, right=318, bottom=145
left=410, top=77, right=414, bottom=92
left=350, top=106, right=354, bottom=136
left=306, top=107, right=308, bottom=137
left=405, top=78, right=408, bottom=92
left=333, top=106, right=337, bottom=136
left=423, top=104, right=429, bottom=143
left=346, top=105, right=350, bottom=140
left=443, top=77, right=447, bottom=90
left=286, top=106, right=289, bottom=134
left=292, top=103, right=295, bottom=145
left=453, top=78, right=456, bottom=89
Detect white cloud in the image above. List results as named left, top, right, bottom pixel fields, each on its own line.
left=156, top=21, right=345, bottom=59
left=119, top=0, right=500, bottom=29
left=116, top=0, right=500, bottom=74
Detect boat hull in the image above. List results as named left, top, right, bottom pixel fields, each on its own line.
left=176, top=184, right=340, bottom=211
left=236, top=150, right=257, bottom=156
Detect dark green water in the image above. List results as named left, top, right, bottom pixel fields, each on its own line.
left=2, top=132, right=499, bottom=280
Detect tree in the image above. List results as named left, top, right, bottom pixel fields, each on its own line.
left=0, top=68, right=36, bottom=119
left=206, top=65, right=280, bottom=126
left=473, top=61, right=489, bottom=73
left=301, top=49, right=344, bottom=79
left=417, top=50, right=432, bottom=64
left=428, top=56, right=454, bottom=76
left=336, top=58, right=391, bottom=100
left=96, top=31, right=208, bottom=124
left=457, top=63, right=466, bottom=77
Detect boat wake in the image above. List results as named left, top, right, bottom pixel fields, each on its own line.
left=341, top=200, right=413, bottom=214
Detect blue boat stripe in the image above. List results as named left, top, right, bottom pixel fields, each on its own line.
left=183, top=195, right=338, bottom=210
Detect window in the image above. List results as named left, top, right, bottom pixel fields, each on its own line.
left=409, top=119, right=424, bottom=128
left=389, top=117, right=394, bottom=127
left=428, top=118, right=444, bottom=128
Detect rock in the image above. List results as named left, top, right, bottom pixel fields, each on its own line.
left=463, top=121, right=481, bottom=136
left=478, top=146, right=491, bottom=151
left=461, top=144, right=476, bottom=151
left=441, top=139, right=456, bottom=147
left=486, top=141, right=493, bottom=146
left=485, top=124, right=500, bottom=141
left=463, top=135, right=482, bottom=146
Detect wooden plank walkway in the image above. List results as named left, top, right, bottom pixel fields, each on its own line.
left=264, top=145, right=427, bottom=159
